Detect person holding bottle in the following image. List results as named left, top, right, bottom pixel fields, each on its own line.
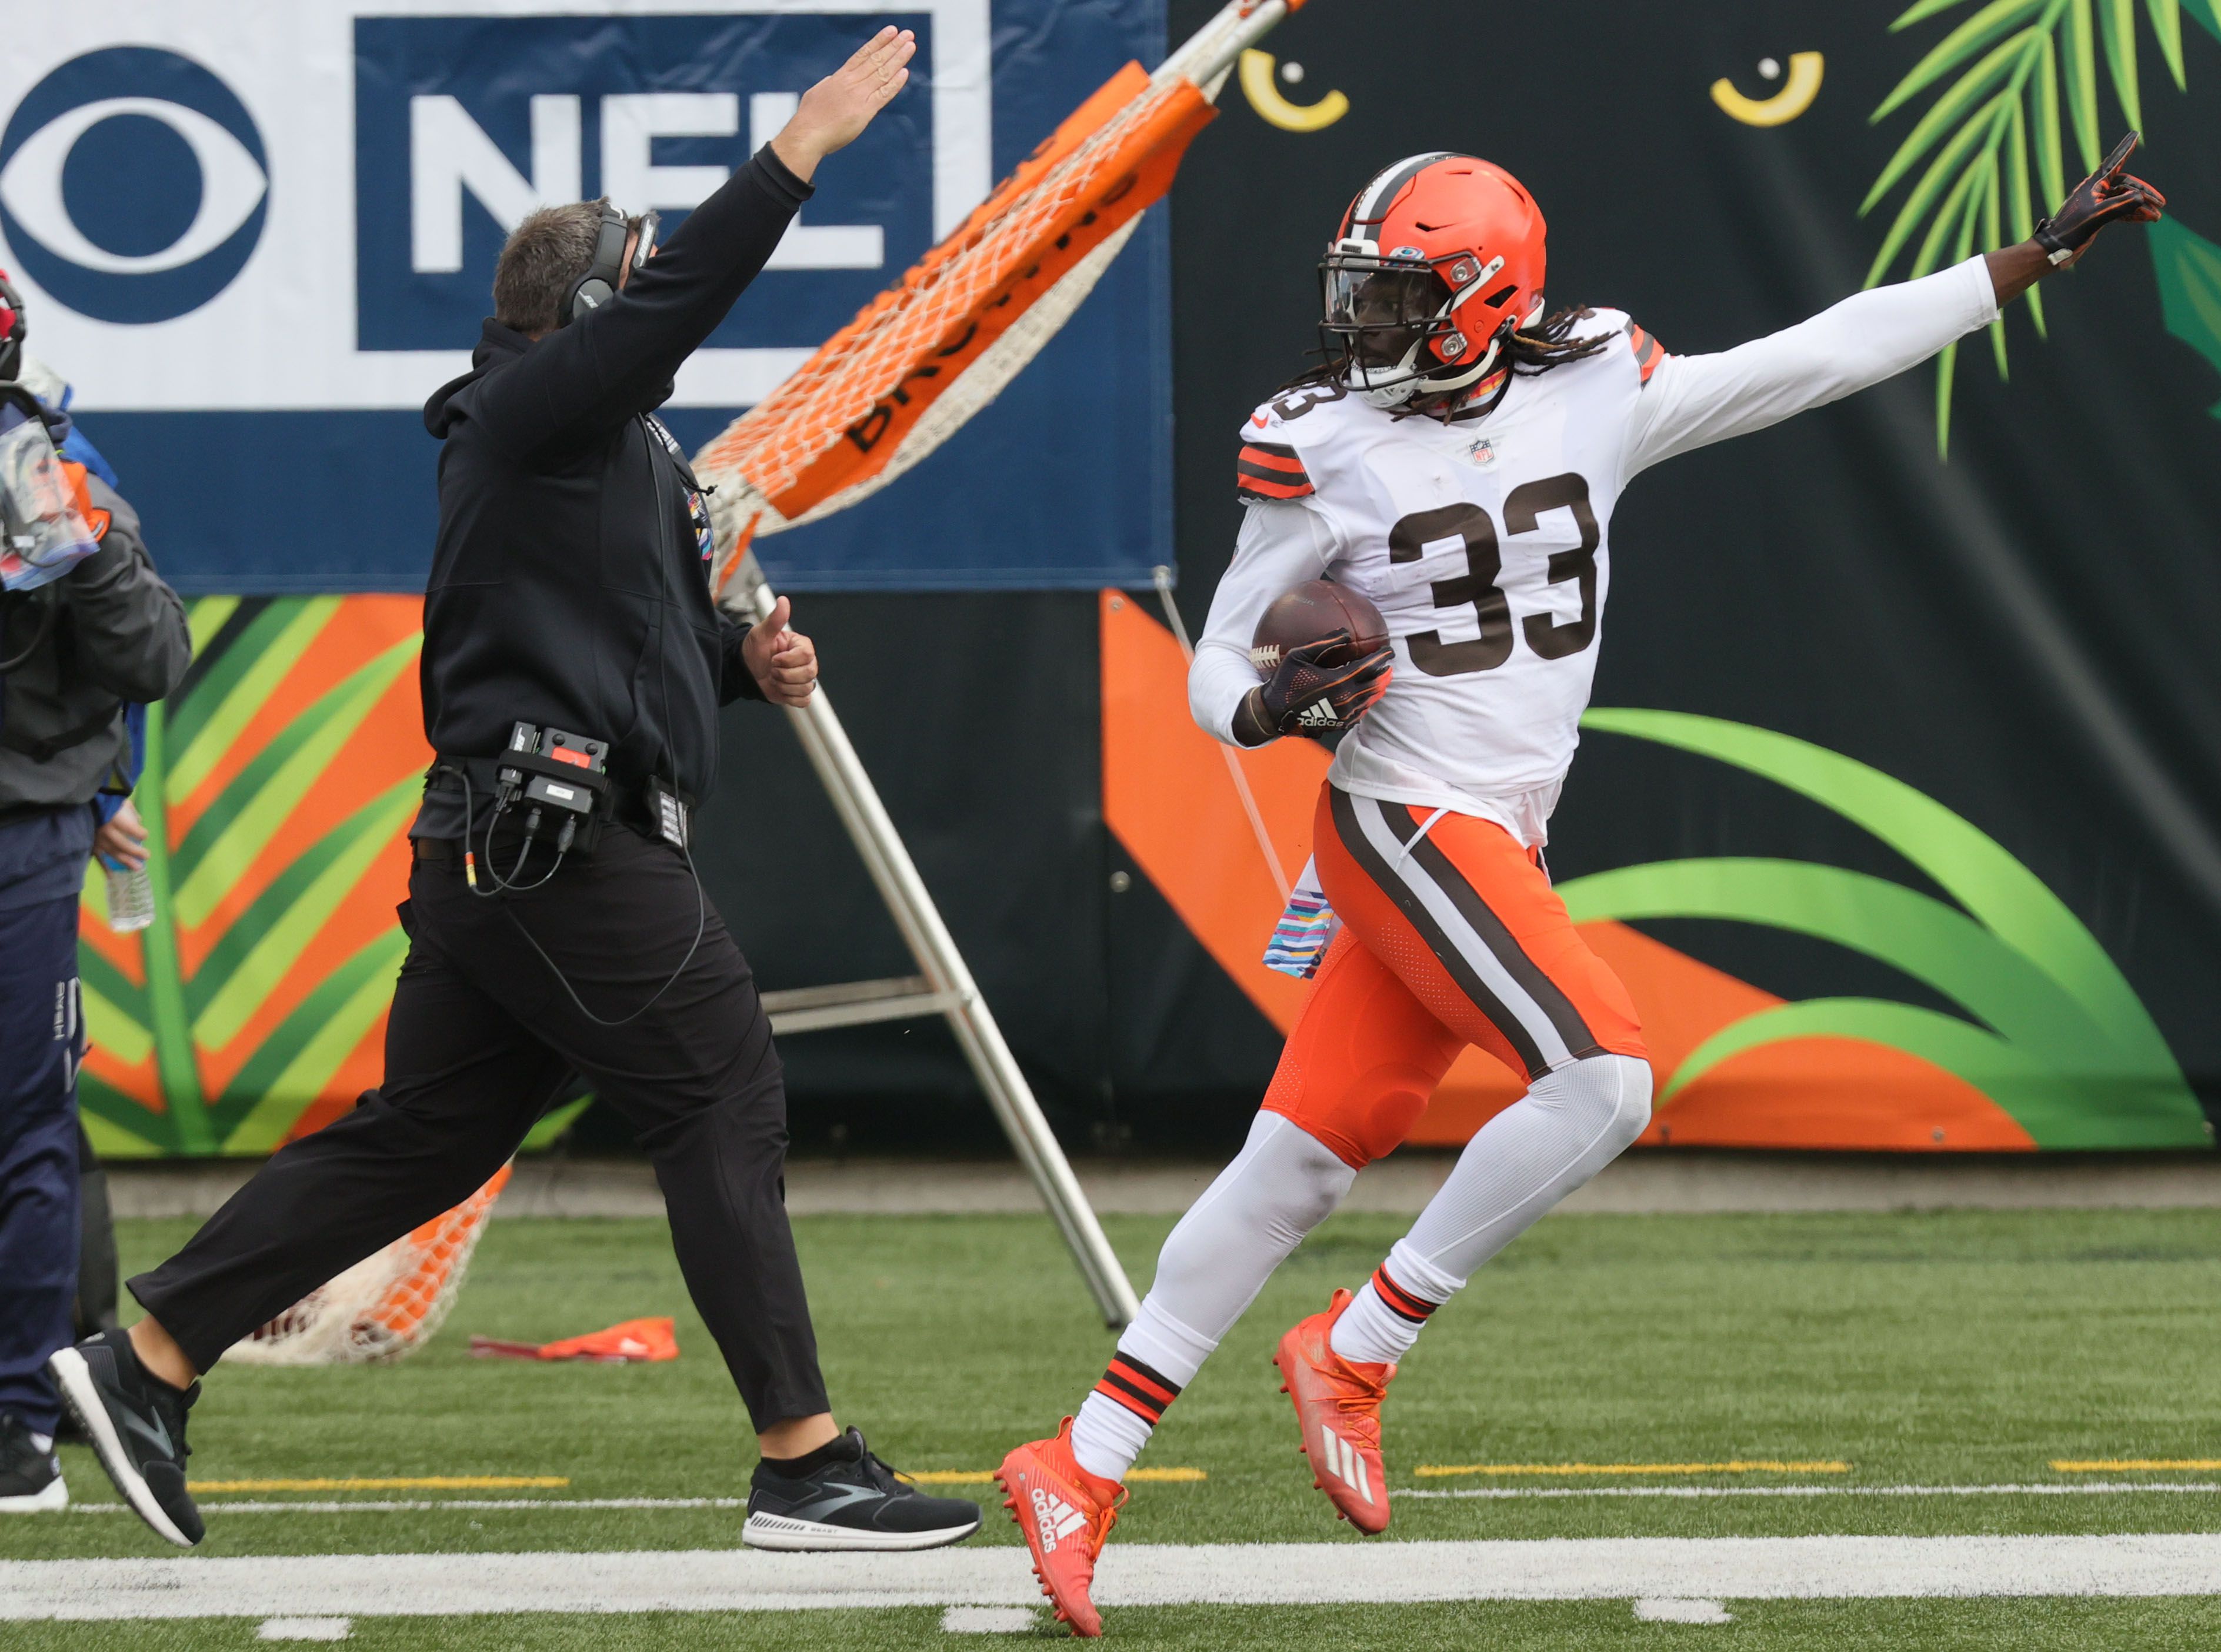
left=0, top=271, right=190, bottom=1514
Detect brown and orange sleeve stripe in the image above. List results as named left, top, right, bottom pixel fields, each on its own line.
left=1626, top=323, right=1668, bottom=386
left=1236, top=440, right=1315, bottom=502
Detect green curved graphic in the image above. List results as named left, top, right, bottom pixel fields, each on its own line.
left=1561, top=709, right=2209, bottom=1147
left=1862, top=0, right=2206, bottom=451
left=2149, top=214, right=2221, bottom=415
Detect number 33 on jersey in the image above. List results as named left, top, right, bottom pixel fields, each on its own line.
left=1199, top=256, right=2000, bottom=836
left=1226, top=312, right=1660, bottom=817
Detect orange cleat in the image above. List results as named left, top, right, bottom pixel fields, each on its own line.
left=995, top=1419, right=1128, bottom=1637
left=1273, top=1287, right=1396, bottom=1533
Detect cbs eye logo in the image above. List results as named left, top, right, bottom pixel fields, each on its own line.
left=0, top=46, right=268, bottom=325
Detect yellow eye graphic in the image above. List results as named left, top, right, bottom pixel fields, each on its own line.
left=1238, top=49, right=1349, bottom=134
left=1710, top=52, right=1825, bottom=127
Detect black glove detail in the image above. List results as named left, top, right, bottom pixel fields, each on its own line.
left=2034, top=132, right=2166, bottom=266
left=1246, top=630, right=1393, bottom=741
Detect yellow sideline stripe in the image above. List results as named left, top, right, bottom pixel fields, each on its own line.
left=186, top=1476, right=569, bottom=1493
left=1415, top=1460, right=1850, bottom=1479
left=900, top=1467, right=1207, bottom=1486
left=2053, top=1460, right=2221, bottom=1473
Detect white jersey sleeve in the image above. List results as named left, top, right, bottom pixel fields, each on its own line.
left=1189, top=496, right=1342, bottom=745
left=1622, top=254, right=1999, bottom=478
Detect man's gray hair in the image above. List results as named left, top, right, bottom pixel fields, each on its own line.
left=492, top=200, right=610, bottom=335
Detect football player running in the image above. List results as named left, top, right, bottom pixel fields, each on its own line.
left=998, top=139, right=2163, bottom=1634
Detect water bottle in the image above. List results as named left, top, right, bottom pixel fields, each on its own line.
left=104, top=859, right=154, bottom=934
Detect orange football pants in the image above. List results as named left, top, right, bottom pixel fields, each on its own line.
left=1261, top=785, right=1646, bottom=1169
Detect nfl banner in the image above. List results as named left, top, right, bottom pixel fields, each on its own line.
left=0, top=0, right=1169, bottom=592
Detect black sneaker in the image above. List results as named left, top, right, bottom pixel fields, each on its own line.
left=48, top=1329, right=202, bottom=1546
left=0, top=1411, right=67, bottom=1513
left=743, top=1427, right=982, bottom=1551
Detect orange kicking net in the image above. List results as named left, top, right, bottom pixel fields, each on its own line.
left=225, top=1164, right=512, bottom=1367
left=698, top=1, right=1312, bottom=599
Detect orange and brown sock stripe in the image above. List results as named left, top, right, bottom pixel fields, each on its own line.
left=1092, top=1354, right=1183, bottom=1426
left=1369, top=1265, right=1442, bottom=1326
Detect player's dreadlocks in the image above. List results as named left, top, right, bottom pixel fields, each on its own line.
left=1275, top=304, right=1615, bottom=423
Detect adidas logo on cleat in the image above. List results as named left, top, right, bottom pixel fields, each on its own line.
left=1318, top=1424, right=1373, bottom=1504
left=1029, top=1486, right=1088, bottom=1552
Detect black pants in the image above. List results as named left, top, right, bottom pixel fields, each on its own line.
left=131, top=826, right=829, bottom=1430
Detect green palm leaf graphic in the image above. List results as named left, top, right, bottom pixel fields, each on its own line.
left=2147, top=215, right=2221, bottom=413
left=1565, top=710, right=2208, bottom=1146
left=76, top=597, right=425, bottom=1157
left=1863, top=0, right=2192, bottom=452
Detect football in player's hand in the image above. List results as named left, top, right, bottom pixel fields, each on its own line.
left=1249, top=580, right=1389, bottom=675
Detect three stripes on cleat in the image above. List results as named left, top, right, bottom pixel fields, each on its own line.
left=1316, top=1423, right=1373, bottom=1504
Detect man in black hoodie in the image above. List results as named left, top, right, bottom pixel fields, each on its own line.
left=55, top=26, right=981, bottom=1556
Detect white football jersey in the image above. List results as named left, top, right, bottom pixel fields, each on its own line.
left=1192, top=255, right=1999, bottom=847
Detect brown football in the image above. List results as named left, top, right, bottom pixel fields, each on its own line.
left=1249, top=580, right=1389, bottom=676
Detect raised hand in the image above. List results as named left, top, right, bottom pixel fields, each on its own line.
left=769, top=26, right=916, bottom=184
left=2036, top=131, right=2166, bottom=268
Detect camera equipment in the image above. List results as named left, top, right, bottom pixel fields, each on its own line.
left=560, top=203, right=661, bottom=327
left=0, top=385, right=104, bottom=595
left=0, top=268, right=25, bottom=383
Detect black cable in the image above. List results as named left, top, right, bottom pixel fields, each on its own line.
left=451, top=755, right=706, bottom=1025
left=499, top=836, right=707, bottom=1027
left=456, top=766, right=562, bottom=895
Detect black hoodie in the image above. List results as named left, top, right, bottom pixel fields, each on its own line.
left=413, top=146, right=812, bottom=840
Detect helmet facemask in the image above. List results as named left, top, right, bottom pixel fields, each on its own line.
left=1320, top=248, right=1504, bottom=409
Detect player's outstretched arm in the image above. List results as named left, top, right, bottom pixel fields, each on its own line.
left=1623, top=131, right=2165, bottom=476
left=1985, top=132, right=2165, bottom=308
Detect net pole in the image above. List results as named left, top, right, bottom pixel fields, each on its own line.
left=741, top=559, right=1140, bottom=1328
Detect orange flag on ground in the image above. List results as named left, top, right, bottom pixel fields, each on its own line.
left=469, top=1317, right=678, bottom=1363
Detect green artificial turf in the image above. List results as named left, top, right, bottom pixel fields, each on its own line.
left=7, top=1205, right=2221, bottom=1647
left=11, top=1598, right=2221, bottom=1652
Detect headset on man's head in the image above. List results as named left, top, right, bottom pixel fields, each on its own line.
left=560, top=203, right=659, bottom=329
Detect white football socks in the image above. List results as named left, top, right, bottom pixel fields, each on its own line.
left=1325, top=1247, right=1458, bottom=1366
left=1330, top=1053, right=1652, bottom=1366
left=1068, top=1112, right=1355, bottom=1483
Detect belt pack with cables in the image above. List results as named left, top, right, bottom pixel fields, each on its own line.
left=431, top=721, right=709, bottom=1026
left=445, top=722, right=612, bottom=891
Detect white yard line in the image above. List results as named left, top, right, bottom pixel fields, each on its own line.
left=1396, top=1481, right=2221, bottom=1501
left=8, top=1534, right=2221, bottom=1620
left=58, top=1481, right=2221, bottom=1516
left=71, top=1498, right=752, bottom=1514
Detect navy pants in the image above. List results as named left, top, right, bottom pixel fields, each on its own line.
left=0, top=893, right=85, bottom=1437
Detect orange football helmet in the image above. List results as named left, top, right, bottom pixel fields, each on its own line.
left=1322, top=153, right=1548, bottom=408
